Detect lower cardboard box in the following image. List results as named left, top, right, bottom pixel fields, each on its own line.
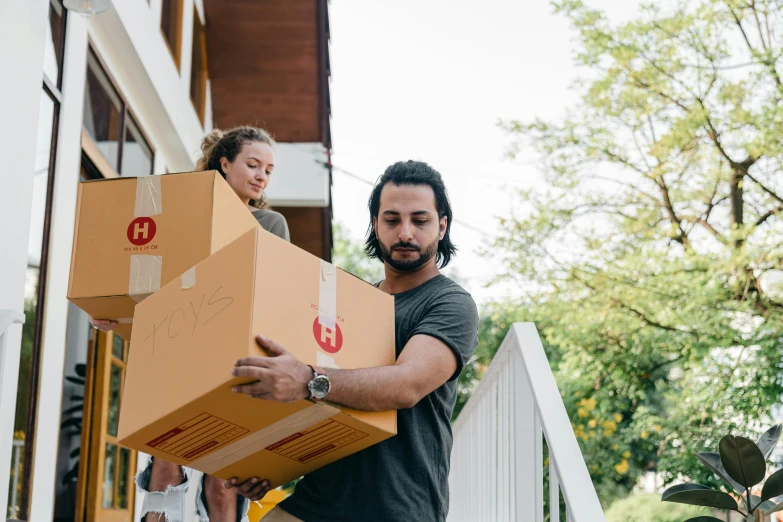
left=117, top=226, right=396, bottom=486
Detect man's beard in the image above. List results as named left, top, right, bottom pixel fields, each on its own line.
left=379, top=238, right=439, bottom=272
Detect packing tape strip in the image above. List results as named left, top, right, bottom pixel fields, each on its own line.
left=129, top=255, right=163, bottom=302
left=318, top=260, right=337, bottom=329
left=188, top=402, right=340, bottom=474
left=317, top=351, right=340, bottom=370
left=134, top=176, right=163, bottom=217
left=181, top=266, right=196, bottom=289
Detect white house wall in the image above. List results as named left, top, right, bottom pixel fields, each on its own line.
left=266, top=143, right=331, bottom=208
left=28, top=14, right=89, bottom=521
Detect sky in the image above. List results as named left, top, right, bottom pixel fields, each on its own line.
left=328, top=0, right=643, bottom=307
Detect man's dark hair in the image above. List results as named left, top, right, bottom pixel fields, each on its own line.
left=364, top=160, right=457, bottom=268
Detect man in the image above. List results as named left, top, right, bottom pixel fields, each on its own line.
left=227, top=160, right=479, bottom=522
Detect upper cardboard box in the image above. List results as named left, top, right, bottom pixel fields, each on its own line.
left=67, top=171, right=258, bottom=339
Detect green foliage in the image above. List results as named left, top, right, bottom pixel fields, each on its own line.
left=606, top=494, right=710, bottom=522
left=331, top=222, right=384, bottom=284
left=7, top=299, right=36, bottom=518
left=474, top=0, right=783, bottom=508
left=14, top=299, right=36, bottom=431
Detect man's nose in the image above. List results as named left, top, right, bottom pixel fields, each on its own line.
left=399, top=220, right=414, bottom=242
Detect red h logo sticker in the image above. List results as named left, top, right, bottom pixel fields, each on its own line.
left=312, top=317, right=343, bottom=354
left=127, top=217, right=157, bottom=246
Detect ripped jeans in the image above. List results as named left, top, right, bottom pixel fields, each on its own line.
left=136, top=456, right=250, bottom=522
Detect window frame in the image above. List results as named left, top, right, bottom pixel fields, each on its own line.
left=46, top=0, right=67, bottom=90
left=12, top=3, right=66, bottom=520
left=160, top=0, right=184, bottom=71
left=83, top=47, right=124, bottom=174
left=82, top=44, right=155, bottom=179
left=190, top=8, right=208, bottom=125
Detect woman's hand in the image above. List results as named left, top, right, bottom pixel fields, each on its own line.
left=88, top=315, right=118, bottom=332
left=224, top=476, right=272, bottom=501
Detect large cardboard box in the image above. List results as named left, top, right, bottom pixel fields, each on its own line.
left=67, top=171, right=259, bottom=339
left=117, top=227, right=397, bottom=486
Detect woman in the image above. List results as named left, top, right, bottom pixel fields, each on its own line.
left=90, top=125, right=288, bottom=522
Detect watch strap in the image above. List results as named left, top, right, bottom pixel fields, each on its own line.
left=307, top=365, right=316, bottom=399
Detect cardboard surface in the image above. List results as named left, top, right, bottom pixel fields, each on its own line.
left=67, top=171, right=259, bottom=339
left=118, top=227, right=397, bottom=486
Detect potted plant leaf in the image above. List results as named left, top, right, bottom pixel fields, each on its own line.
left=661, top=425, right=783, bottom=521
left=61, top=363, right=86, bottom=485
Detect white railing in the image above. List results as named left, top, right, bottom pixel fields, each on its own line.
left=0, top=309, right=25, bottom=521
left=448, top=323, right=605, bottom=522
left=8, top=440, right=23, bottom=519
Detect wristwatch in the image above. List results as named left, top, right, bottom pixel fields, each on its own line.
left=307, top=365, right=331, bottom=400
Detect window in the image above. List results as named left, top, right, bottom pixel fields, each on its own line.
left=190, top=12, right=208, bottom=124
left=122, top=116, right=153, bottom=177
left=43, top=0, right=66, bottom=89
left=161, top=0, right=183, bottom=69
left=81, top=48, right=154, bottom=177
left=8, top=4, right=66, bottom=519
left=83, top=51, right=122, bottom=173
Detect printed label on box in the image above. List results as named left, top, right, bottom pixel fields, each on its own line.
left=266, top=418, right=368, bottom=464
left=147, top=413, right=249, bottom=461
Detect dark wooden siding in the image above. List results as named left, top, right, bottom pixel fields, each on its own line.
left=204, top=0, right=328, bottom=144
left=204, top=1, right=333, bottom=258
left=274, top=206, right=332, bottom=261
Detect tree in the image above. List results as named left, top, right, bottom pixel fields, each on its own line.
left=331, top=222, right=384, bottom=284
left=482, top=0, right=783, bottom=506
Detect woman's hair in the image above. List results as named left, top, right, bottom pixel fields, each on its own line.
left=195, top=126, right=276, bottom=209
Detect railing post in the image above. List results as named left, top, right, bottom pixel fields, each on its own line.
left=499, top=355, right=510, bottom=522
left=490, top=377, right=498, bottom=522
left=0, top=310, right=25, bottom=521
left=10, top=441, right=23, bottom=515
left=513, top=346, right=544, bottom=522
left=550, top=454, right=560, bottom=522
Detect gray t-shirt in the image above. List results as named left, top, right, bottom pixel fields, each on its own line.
left=252, top=209, right=290, bottom=242
left=280, top=274, right=479, bottom=522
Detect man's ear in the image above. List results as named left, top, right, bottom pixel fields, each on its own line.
left=372, top=216, right=378, bottom=236
left=439, top=216, right=447, bottom=240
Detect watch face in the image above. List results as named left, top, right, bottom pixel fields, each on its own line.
left=311, top=375, right=330, bottom=399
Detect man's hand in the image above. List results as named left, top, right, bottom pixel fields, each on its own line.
left=224, top=476, right=271, bottom=502
left=231, top=335, right=312, bottom=402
